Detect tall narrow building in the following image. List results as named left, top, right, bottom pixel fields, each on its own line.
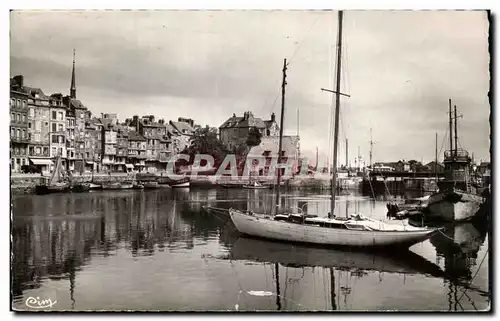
left=70, top=49, right=76, bottom=99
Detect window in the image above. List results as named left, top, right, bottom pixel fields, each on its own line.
left=43, top=147, right=48, bottom=155
left=10, top=128, right=14, bottom=137
left=80, top=113, right=84, bottom=119
left=21, top=158, right=25, bottom=166
left=16, top=158, right=20, bottom=164
left=15, top=147, right=19, bottom=155
left=17, top=99, right=21, bottom=108
left=52, top=135, right=58, bottom=143
left=10, top=113, right=14, bottom=122
left=44, top=122, right=48, bottom=127
left=86, top=152, right=90, bottom=158
left=52, top=147, right=57, bottom=156
left=58, top=112, right=63, bottom=120
left=17, top=114, right=21, bottom=122
left=29, top=147, right=34, bottom=156
left=22, top=114, right=26, bottom=122
left=28, top=122, right=31, bottom=129
left=58, top=148, right=63, bottom=156
left=58, top=123, right=63, bottom=132
left=52, top=123, right=57, bottom=132
left=22, top=129, right=26, bottom=139
left=52, top=111, right=57, bottom=120
left=16, top=129, right=20, bottom=138
left=23, top=100, right=27, bottom=108
left=35, top=133, right=40, bottom=142
left=58, top=136, right=64, bottom=144
left=10, top=99, right=15, bottom=107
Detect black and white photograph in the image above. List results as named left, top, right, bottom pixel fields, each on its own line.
left=8, top=7, right=491, bottom=312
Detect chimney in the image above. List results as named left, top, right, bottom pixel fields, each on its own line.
left=149, top=115, right=155, bottom=123
left=189, top=119, right=194, bottom=127
left=232, top=113, right=236, bottom=117
left=243, top=112, right=248, bottom=120
left=271, top=112, right=275, bottom=122
left=133, top=115, right=139, bottom=132
left=13, top=75, right=24, bottom=88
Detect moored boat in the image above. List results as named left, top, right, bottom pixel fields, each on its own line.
left=143, top=181, right=159, bottom=189
left=242, top=181, right=269, bottom=189
left=34, top=156, right=70, bottom=195
left=168, top=177, right=190, bottom=188
left=229, top=208, right=440, bottom=248
left=71, top=183, right=91, bottom=193
left=101, top=182, right=134, bottom=190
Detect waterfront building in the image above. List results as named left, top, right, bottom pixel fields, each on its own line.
left=116, top=124, right=129, bottom=172
left=247, top=135, right=300, bottom=177
left=48, top=94, right=67, bottom=168
left=80, top=118, right=102, bottom=173
left=127, top=131, right=147, bottom=171
left=100, top=114, right=118, bottom=172
left=24, top=83, right=52, bottom=174
left=219, top=112, right=279, bottom=151
left=130, top=115, right=170, bottom=172
left=169, top=118, right=195, bottom=153
left=65, top=107, right=76, bottom=171
left=9, top=76, right=30, bottom=172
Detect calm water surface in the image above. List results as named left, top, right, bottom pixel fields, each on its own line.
left=11, top=188, right=490, bottom=311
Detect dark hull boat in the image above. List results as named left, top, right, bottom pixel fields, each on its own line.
left=35, top=184, right=70, bottom=195
left=71, top=183, right=91, bottom=193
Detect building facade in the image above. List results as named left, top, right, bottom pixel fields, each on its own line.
left=48, top=94, right=67, bottom=167
left=10, top=76, right=30, bottom=172
left=219, top=112, right=279, bottom=151
left=127, top=131, right=147, bottom=171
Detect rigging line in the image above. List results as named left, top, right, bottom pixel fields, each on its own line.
left=286, top=14, right=322, bottom=67
left=457, top=250, right=488, bottom=303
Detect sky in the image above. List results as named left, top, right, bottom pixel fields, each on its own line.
left=9, top=10, right=491, bottom=165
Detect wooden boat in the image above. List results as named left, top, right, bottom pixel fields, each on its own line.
left=143, top=181, right=159, bottom=189
left=70, top=183, right=91, bottom=193
left=387, top=195, right=429, bottom=218
left=88, top=183, right=102, bottom=190
left=424, top=102, right=485, bottom=222
left=168, top=177, right=190, bottom=188
left=227, top=11, right=439, bottom=249
left=229, top=209, right=439, bottom=248
left=101, top=182, right=133, bottom=190
left=35, top=156, right=70, bottom=195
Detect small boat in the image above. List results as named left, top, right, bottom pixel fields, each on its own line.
left=242, top=181, right=269, bottom=189
left=143, top=181, right=159, bottom=189
left=387, top=195, right=430, bottom=218
left=133, top=183, right=144, bottom=189
left=168, top=177, right=190, bottom=188
left=34, top=156, right=70, bottom=195
left=88, top=182, right=102, bottom=190
left=71, top=183, right=91, bottom=193
left=101, top=182, right=134, bottom=190
left=220, top=183, right=243, bottom=189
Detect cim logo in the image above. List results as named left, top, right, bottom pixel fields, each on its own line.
left=25, top=296, right=57, bottom=309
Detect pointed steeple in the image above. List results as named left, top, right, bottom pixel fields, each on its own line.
left=70, top=49, right=76, bottom=99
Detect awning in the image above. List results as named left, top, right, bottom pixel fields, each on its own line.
left=30, top=158, right=53, bottom=166
left=125, top=164, right=134, bottom=169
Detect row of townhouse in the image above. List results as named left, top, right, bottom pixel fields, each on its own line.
left=10, top=73, right=196, bottom=174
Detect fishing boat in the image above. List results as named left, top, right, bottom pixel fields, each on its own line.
left=88, top=182, right=102, bottom=190
left=228, top=11, right=440, bottom=249
left=101, top=182, right=134, bottom=190
left=424, top=100, right=485, bottom=222
left=70, top=182, right=91, bottom=193
left=168, top=177, right=190, bottom=188
left=143, top=181, right=159, bottom=189
left=35, top=156, right=70, bottom=195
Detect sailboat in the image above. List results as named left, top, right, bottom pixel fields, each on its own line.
left=424, top=100, right=485, bottom=222
left=35, top=156, right=70, bottom=195
left=228, top=11, right=440, bottom=248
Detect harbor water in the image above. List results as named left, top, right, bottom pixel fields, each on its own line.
left=11, top=188, right=490, bottom=311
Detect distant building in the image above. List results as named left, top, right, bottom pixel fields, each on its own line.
left=127, top=131, right=147, bottom=171
left=424, top=161, right=445, bottom=174
left=48, top=93, right=67, bottom=166
left=169, top=118, right=195, bottom=154
left=219, top=112, right=279, bottom=151
left=100, top=114, right=118, bottom=172
left=247, top=136, right=300, bottom=177
left=10, top=76, right=30, bottom=172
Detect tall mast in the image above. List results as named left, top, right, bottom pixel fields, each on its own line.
left=454, top=105, right=458, bottom=156
left=331, top=10, right=343, bottom=217
left=345, top=138, right=348, bottom=170
left=275, top=58, right=287, bottom=213
left=369, top=128, right=373, bottom=169
left=448, top=99, right=453, bottom=153
left=435, top=132, right=438, bottom=180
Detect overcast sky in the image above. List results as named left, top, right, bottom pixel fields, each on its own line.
left=10, top=10, right=490, bottom=165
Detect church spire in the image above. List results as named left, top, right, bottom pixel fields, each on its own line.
left=70, top=49, right=76, bottom=99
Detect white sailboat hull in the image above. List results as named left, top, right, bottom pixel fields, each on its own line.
left=171, top=181, right=190, bottom=188
left=229, top=210, right=438, bottom=248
